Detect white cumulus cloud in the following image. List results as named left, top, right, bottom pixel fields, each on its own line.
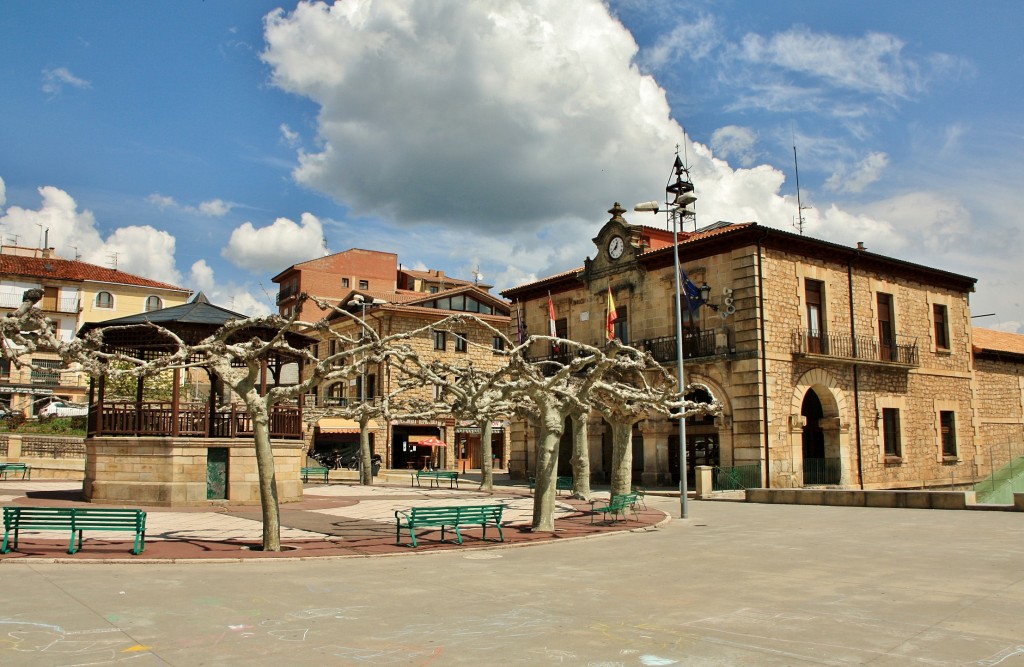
left=198, top=199, right=232, bottom=217
left=711, top=125, right=759, bottom=167
left=0, top=179, right=183, bottom=286
left=222, top=212, right=328, bottom=273
left=262, top=0, right=679, bottom=230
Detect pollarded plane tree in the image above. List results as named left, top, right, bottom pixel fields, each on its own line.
left=303, top=295, right=413, bottom=485
left=4, top=289, right=411, bottom=551
left=506, top=335, right=629, bottom=532
left=588, top=345, right=721, bottom=498
left=389, top=315, right=523, bottom=493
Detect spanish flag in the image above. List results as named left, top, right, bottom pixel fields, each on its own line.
left=606, top=286, right=617, bottom=340
left=547, top=292, right=559, bottom=351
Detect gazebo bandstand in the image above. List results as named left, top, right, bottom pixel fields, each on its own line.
left=77, top=295, right=313, bottom=506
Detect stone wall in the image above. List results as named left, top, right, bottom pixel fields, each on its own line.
left=84, top=437, right=304, bottom=506
left=0, top=434, right=87, bottom=479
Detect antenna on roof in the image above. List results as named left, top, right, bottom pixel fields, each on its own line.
left=792, top=123, right=809, bottom=236
left=72, top=246, right=81, bottom=261
left=473, top=266, right=483, bottom=285
left=107, top=252, right=118, bottom=270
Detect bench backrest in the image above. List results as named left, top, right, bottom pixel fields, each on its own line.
left=609, top=493, right=638, bottom=509
left=4, top=507, right=145, bottom=530
left=409, top=505, right=502, bottom=522
left=3, top=463, right=28, bottom=469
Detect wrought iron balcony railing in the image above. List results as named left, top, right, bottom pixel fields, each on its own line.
left=276, top=286, right=298, bottom=305
left=643, top=330, right=718, bottom=363
left=791, top=330, right=919, bottom=366
left=0, top=293, right=80, bottom=313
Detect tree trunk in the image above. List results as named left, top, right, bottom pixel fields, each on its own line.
left=478, top=420, right=494, bottom=493
left=608, top=420, right=633, bottom=497
left=531, top=420, right=562, bottom=531
left=250, top=397, right=281, bottom=551
left=358, top=414, right=374, bottom=486
left=569, top=411, right=592, bottom=500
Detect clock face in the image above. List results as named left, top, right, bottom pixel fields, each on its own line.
left=608, top=236, right=624, bottom=259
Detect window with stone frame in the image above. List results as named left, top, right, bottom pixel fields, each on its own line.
left=940, top=410, right=957, bottom=457
left=433, top=330, right=446, bottom=351
left=933, top=303, right=950, bottom=350
left=613, top=306, right=628, bottom=344
left=454, top=332, right=468, bottom=353
left=877, top=292, right=895, bottom=361
left=492, top=335, right=505, bottom=353
left=882, top=407, right=902, bottom=458
left=805, top=279, right=825, bottom=353
left=552, top=317, right=568, bottom=355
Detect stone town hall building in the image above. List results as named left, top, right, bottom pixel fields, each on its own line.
left=502, top=203, right=1024, bottom=491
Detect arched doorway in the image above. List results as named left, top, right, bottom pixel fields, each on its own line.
left=801, top=388, right=839, bottom=485
left=668, top=386, right=720, bottom=486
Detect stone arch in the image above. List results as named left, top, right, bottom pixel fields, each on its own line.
left=790, top=367, right=850, bottom=486
left=790, top=367, right=846, bottom=419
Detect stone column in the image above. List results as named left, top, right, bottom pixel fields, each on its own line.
left=587, top=413, right=606, bottom=483
left=820, top=416, right=851, bottom=486
left=638, top=418, right=674, bottom=487
left=695, top=465, right=715, bottom=498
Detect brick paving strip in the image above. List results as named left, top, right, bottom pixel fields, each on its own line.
left=0, top=480, right=667, bottom=561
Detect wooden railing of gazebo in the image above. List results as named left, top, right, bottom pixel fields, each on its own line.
left=88, top=402, right=303, bottom=439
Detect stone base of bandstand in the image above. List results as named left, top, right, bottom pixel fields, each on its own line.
left=83, top=437, right=305, bottom=507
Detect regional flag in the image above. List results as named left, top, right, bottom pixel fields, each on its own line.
left=606, top=286, right=617, bottom=340
left=547, top=292, right=558, bottom=351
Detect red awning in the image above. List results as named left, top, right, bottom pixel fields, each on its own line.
left=411, top=436, right=446, bottom=448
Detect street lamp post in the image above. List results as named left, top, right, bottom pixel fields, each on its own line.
left=346, top=295, right=386, bottom=404
left=636, top=153, right=698, bottom=519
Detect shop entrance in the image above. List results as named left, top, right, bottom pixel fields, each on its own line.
left=392, top=426, right=444, bottom=470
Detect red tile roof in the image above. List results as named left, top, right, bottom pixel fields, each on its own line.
left=0, top=254, right=189, bottom=292
left=973, top=327, right=1024, bottom=356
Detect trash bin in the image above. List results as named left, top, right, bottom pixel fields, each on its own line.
left=371, top=454, right=382, bottom=477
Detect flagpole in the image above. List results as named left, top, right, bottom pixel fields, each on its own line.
left=672, top=202, right=689, bottom=520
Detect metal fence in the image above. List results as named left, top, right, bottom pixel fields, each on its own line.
left=802, top=458, right=842, bottom=485
left=713, top=463, right=762, bottom=491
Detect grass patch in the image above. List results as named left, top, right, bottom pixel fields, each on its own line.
left=1, top=415, right=87, bottom=436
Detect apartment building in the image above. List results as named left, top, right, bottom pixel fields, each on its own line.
left=305, top=282, right=512, bottom=471
left=0, top=246, right=192, bottom=416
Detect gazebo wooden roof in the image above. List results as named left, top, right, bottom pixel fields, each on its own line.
left=77, top=292, right=315, bottom=360
left=79, top=294, right=313, bottom=439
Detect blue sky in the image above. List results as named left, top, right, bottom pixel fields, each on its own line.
left=2, top=1, right=1023, bottom=330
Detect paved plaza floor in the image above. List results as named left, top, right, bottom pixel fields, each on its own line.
left=0, top=481, right=1022, bottom=666
left=0, top=478, right=663, bottom=560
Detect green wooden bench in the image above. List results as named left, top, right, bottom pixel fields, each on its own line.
left=632, top=486, right=647, bottom=510
left=413, top=469, right=459, bottom=489
left=395, top=504, right=504, bottom=547
left=0, top=463, right=31, bottom=480
left=589, top=493, right=640, bottom=524
left=300, top=466, right=330, bottom=483
left=2, top=507, right=147, bottom=555
left=527, top=475, right=573, bottom=494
